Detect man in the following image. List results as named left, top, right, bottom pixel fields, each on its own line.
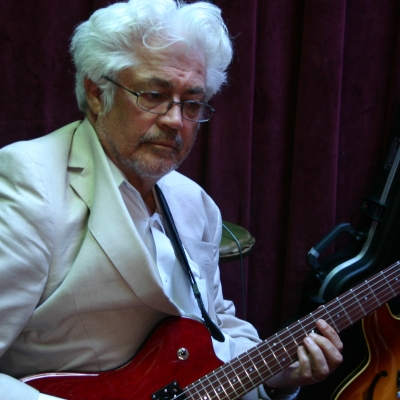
left=0, top=0, right=343, bottom=399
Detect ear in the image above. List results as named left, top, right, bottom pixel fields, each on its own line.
left=84, top=78, right=103, bottom=116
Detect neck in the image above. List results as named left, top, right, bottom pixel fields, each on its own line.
left=141, top=187, right=157, bottom=215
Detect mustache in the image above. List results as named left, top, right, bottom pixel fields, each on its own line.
left=138, top=131, right=183, bottom=150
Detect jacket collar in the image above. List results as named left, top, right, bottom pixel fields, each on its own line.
left=68, top=118, right=181, bottom=316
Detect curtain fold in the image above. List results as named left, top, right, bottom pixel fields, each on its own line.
left=283, top=0, right=347, bottom=318
left=1, top=0, right=400, bottom=343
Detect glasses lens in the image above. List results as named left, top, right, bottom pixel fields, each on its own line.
left=137, top=92, right=170, bottom=112
left=183, top=101, right=213, bottom=122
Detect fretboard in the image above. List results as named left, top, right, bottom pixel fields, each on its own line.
left=182, top=260, right=400, bottom=399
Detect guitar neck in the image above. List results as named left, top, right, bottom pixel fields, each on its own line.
left=182, top=261, right=400, bottom=399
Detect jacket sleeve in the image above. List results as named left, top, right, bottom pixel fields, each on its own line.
left=0, top=146, right=53, bottom=397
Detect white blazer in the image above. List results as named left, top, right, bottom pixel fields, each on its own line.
left=0, top=119, right=265, bottom=399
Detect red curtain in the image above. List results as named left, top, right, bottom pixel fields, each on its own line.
left=1, top=0, right=400, bottom=344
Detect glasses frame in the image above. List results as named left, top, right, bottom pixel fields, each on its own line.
left=101, top=75, right=215, bottom=123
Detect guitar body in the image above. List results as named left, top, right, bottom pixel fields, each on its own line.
left=334, top=304, right=400, bottom=400
left=22, top=317, right=223, bottom=400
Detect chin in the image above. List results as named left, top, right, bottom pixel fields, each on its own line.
left=123, top=156, right=181, bottom=179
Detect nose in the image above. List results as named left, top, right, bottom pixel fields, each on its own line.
left=158, top=101, right=184, bottom=129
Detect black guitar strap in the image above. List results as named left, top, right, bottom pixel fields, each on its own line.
left=154, top=184, right=225, bottom=342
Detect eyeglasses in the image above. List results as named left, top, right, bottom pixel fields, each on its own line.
left=102, top=76, right=215, bottom=122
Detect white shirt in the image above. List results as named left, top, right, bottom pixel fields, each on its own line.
left=107, top=159, right=237, bottom=363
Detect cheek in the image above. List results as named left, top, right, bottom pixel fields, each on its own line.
left=108, top=114, right=143, bottom=147
left=182, top=125, right=199, bottom=150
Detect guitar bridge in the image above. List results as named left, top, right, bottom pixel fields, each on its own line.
left=152, top=380, right=186, bottom=399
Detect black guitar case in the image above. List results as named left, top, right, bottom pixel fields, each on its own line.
left=296, top=111, right=400, bottom=400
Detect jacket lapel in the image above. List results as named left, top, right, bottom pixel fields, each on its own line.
left=68, top=119, right=180, bottom=316
left=156, top=178, right=218, bottom=320
left=156, top=180, right=206, bottom=241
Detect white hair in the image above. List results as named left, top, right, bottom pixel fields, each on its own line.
left=70, top=0, right=233, bottom=114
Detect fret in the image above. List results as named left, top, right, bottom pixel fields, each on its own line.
left=185, top=382, right=205, bottom=399
left=290, top=319, right=312, bottom=346
left=324, top=299, right=345, bottom=331
left=204, top=385, right=223, bottom=399
left=213, top=373, right=228, bottom=399
left=240, top=352, right=263, bottom=382
left=383, top=272, right=397, bottom=297
left=342, top=292, right=367, bottom=325
left=201, top=374, right=223, bottom=400
left=304, top=313, right=321, bottom=336
left=319, top=304, right=339, bottom=332
left=307, top=311, right=318, bottom=327
left=232, top=357, right=256, bottom=393
left=221, top=358, right=245, bottom=397
left=335, top=297, right=353, bottom=326
left=214, top=364, right=237, bottom=399
left=391, top=272, right=400, bottom=295
left=186, top=371, right=224, bottom=400
left=372, top=271, right=397, bottom=304
left=349, top=288, right=366, bottom=316
left=286, top=324, right=300, bottom=348
left=365, top=280, right=382, bottom=307
left=288, top=329, right=303, bottom=353
left=254, top=344, right=274, bottom=378
left=388, top=265, right=400, bottom=290
left=224, top=357, right=244, bottom=396
left=264, top=336, right=284, bottom=370
left=195, top=376, right=213, bottom=400
left=280, top=335, right=297, bottom=366
left=296, top=318, right=313, bottom=340
left=350, top=286, right=380, bottom=319
left=271, top=333, right=290, bottom=367
left=231, top=356, right=259, bottom=399
left=247, top=353, right=266, bottom=387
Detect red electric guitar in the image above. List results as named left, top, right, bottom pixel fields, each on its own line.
left=22, top=261, right=400, bottom=400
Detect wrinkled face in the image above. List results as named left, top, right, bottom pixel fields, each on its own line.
left=89, top=45, right=207, bottom=190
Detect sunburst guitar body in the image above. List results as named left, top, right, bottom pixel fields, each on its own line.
left=334, top=303, right=400, bottom=400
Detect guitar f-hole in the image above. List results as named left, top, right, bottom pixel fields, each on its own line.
left=362, top=370, right=388, bottom=400
left=152, top=380, right=186, bottom=400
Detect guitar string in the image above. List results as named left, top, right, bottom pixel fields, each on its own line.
left=188, top=264, right=400, bottom=399
left=175, top=263, right=400, bottom=399
left=172, top=262, right=400, bottom=400
left=203, top=264, right=400, bottom=396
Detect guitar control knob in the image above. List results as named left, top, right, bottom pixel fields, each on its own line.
left=177, top=348, right=189, bottom=360
left=397, top=391, right=400, bottom=399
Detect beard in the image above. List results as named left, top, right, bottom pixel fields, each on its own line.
left=118, top=133, right=184, bottom=179
left=98, top=122, right=192, bottom=180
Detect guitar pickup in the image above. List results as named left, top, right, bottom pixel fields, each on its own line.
left=152, top=380, right=186, bottom=399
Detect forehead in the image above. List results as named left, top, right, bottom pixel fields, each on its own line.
left=122, top=46, right=207, bottom=93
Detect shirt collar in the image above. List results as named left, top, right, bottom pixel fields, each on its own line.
left=106, top=156, right=127, bottom=188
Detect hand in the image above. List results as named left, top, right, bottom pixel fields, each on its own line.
left=264, top=319, right=343, bottom=389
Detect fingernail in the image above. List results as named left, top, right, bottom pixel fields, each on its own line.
left=309, top=333, right=318, bottom=339
left=318, top=320, right=327, bottom=328
left=305, top=337, right=313, bottom=345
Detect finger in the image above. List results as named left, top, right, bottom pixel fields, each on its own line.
left=315, top=319, right=343, bottom=352
left=297, top=345, right=324, bottom=384
left=305, top=333, right=343, bottom=378
left=297, top=345, right=313, bottom=375
left=303, top=335, right=330, bottom=380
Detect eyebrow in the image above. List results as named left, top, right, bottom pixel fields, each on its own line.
left=144, top=77, right=206, bottom=95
